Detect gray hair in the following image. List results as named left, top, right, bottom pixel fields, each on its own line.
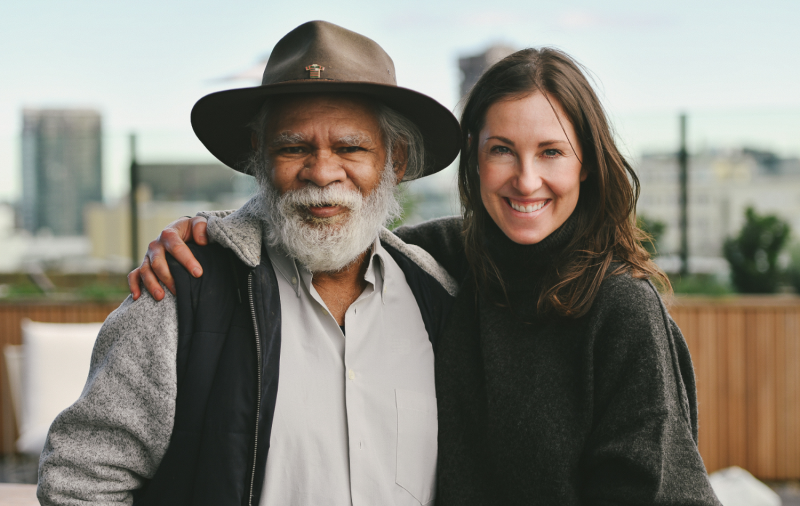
left=245, top=97, right=427, bottom=180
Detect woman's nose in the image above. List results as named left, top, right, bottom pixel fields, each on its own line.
left=513, top=162, right=543, bottom=195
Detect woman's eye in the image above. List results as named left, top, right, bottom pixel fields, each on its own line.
left=542, top=149, right=562, bottom=158
left=491, top=145, right=512, bottom=154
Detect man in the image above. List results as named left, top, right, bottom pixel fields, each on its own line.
left=39, top=20, right=460, bottom=506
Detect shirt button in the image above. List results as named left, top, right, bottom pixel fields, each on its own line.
left=347, top=369, right=356, bottom=380
left=291, top=276, right=297, bottom=285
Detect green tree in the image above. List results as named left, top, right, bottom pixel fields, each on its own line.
left=637, top=215, right=666, bottom=257
left=786, top=241, right=800, bottom=295
left=723, top=207, right=791, bottom=293
left=387, top=186, right=418, bottom=230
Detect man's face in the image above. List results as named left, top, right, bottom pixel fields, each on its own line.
left=255, top=94, right=406, bottom=273
left=263, top=94, right=403, bottom=222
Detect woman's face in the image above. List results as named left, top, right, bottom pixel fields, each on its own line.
left=478, top=92, right=586, bottom=245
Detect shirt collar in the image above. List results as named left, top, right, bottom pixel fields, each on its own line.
left=266, top=235, right=388, bottom=301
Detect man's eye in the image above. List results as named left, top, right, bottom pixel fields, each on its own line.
left=280, top=146, right=305, bottom=154
left=340, top=146, right=365, bottom=153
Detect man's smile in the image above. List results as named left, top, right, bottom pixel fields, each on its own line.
left=305, top=204, right=346, bottom=219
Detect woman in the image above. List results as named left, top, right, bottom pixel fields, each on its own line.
left=132, top=48, right=720, bottom=504
left=393, top=48, right=719, bottom=505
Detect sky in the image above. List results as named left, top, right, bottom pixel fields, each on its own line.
left=1, top=0, right=799, bottom=202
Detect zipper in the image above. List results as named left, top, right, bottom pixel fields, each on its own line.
left=247, top=272, right=263, bottom=506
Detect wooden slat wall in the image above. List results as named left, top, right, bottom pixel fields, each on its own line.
left=0, top=301, right=121, bottom=455
left=671, top=296, right=800, bottom=480
left=1, top=298, right=799, bottom=480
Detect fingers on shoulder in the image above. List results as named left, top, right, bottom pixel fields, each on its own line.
left=155, top=227, right=183, bottom=251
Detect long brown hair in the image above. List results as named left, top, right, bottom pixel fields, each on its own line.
left=459, top=47, right=670, bottom=317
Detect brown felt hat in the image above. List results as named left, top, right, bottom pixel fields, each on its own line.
left=191, top=20, right=461, bottom=180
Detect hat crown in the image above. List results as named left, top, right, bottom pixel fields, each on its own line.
left=263, top=21, right=397, bottom=86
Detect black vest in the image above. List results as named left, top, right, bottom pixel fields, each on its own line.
left=133, top=241, right=454, bottom=506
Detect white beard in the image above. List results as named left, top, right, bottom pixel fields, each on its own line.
left=257, top=160, right=402, bottom=273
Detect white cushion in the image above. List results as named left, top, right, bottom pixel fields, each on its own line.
left=709, top=466, right=781, bottom=506
left=3, top=345, right=23, bottom=430
left=17, top=319, right=102, bottom=455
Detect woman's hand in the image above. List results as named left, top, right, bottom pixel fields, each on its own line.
left=127, top=216, right=209, bottom=301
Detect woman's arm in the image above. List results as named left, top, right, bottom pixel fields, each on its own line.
left=132, top=213, right=467, bottom=299
left=583, top=275, right=720, bottom=506
left=393, top=216, right=468, bottom=280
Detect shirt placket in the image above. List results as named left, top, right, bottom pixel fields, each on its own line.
left=291, top=248, right=387, bottom=505
left=344, top=260, right=382, bottom=506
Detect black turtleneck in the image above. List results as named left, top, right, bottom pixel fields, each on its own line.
left=394, top=216, right=720, bottom=506
left=482, top=213, right=577, bottom=317
left=484, top=212, right=576, bottom=289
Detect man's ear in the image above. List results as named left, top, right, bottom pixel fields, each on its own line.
left=391, top=140, right=408, bottom=183
left=251, top=132, right=258, bottom=150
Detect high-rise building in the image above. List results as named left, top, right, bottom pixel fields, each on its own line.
left=21, top=109, right=102, bottom=235
left=458, top=45, right=515, bottom=98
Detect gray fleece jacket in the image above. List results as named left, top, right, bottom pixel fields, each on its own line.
left=37, top=195, right=456, bottom=506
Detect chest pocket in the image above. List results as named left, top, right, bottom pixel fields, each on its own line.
left=395, top=388, right=438, bottom=505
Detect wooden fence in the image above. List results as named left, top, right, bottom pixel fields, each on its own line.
left=671, top=296, right=800, bottom=480
left=1, top=297, right=799, bottom=480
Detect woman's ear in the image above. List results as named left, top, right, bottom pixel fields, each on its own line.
left=580, top=165, right=589, bottom=182
left=391, top=140, right=408, bottom=183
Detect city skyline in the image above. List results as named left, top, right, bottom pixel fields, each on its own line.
left=1, top=0, right=799, bottom=203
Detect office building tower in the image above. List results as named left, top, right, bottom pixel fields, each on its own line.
left=22, top=108, right=102, bottom=235
left=458, top=45, right=515, bottom=98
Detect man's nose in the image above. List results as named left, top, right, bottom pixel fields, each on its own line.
left=300, top=150, right=346, bottom=187
left=513, top=160, right=544, bottom=195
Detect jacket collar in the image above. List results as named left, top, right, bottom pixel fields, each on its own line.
left=205, top=195, right=265, bottom=268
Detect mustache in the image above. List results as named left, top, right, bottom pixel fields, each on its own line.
left=280, top=184, right=364, bottom=212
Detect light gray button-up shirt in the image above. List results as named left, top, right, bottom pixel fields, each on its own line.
left=260, top=238, right=437, bottom=506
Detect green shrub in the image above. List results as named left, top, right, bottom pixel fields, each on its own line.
left=670, top=274, right=734, bottom=296
left=786, top=242, right=800, bottom=295
left=637, top=214, right=666, bottom=257
left=723, top=207, right=790, bottom=293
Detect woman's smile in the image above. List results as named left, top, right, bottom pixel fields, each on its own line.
left=506, top=198, right=550, bottom=215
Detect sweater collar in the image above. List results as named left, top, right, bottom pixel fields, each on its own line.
left=484, top=212, right=578, bottom=293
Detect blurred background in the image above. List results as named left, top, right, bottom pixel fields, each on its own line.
left=0, top=0, right=799, bottom=503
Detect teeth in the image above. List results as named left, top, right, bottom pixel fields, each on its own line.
left=510, top=200, right=546, bottom=213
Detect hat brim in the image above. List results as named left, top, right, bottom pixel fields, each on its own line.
left=190, top=81, right=461, bottom=181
